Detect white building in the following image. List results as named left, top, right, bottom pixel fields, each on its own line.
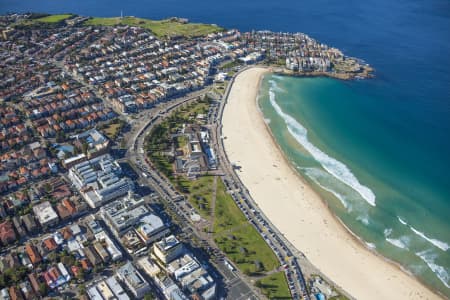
left=105, top=276, right=130, bottom=300
left=32, top=201, right=59, bottom=227
left=68, top=154, right=133, bottom=208
left=167, top=253, right=216, bottom=300
left=116, top=261, right=151, bottom=299
left=152, top=276, right=188, bottom=300
left=135, top=214, right=170, bottom=245
left=95, top=231, right=123, bottom=261
left=100, top=195, right=148, bottom=237
left=152, top=235, right=184, bottom=265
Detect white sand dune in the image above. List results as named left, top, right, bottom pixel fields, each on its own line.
left=221, top=67, right=441, bottom=300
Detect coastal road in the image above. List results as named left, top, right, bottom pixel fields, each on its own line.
left=213, top=66, right=312, bottom=300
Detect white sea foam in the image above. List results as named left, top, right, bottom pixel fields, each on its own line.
left=396, top=216, right=449, bottom=252
left=268, top=82, right=376, bottom=207
left=386, top=238, right=409, bottom=250
left=384, top=228, right=393, bottom=237
left=357, top=215, right=370, bottom=226
left=365, top=242, right=376, bottom=249
left=303, top=167, right=349, bottom=209
left=268, top=79, right=285, bottom=93
left=264, top=118, right=271, bottom=124
left=410, top=226, right=450, bottom=252
left=384, top=228, right=410, bottom=250
left=397, top=216, right=407, bottom=225
left=416, top=249, right=450, bottom=288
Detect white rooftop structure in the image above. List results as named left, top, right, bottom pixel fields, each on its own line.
left=168, top=253, right=200, bottom=280
left=116, top=261, right=151, bottom=299
left=32, top=201, right=59, bottom=227
left=69, top=154, right=122, bottom=188
left=105, top=276, right=130, bottom=300
left=75, top=128, right=108, bottom=149
left=95, top=231, right=123, bottom=261
left=87, top=286, right=103, bottom=300
left=136, top=214, right=170, bottom=245
left=100, top=195, right=149, bottom=236
left=167, top=253, right=216, bottom=300
left=96, top=281, right=115, bottom=300
left=69, top=154, right=133, bottom=208
left=153, top=235, right=184, bottom=264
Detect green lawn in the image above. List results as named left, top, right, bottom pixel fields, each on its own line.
left=102, top=123, right=121, bottom=140
left=213, top=180, right=279, bottom=274
left=176, top=135, right=189, bottom=149
left=257, top=271, right=292, bottom=300
left=215, top=224, right=279, bottom=274
left=213, top=180, right=247, bottom=234
left=221, top=60, right=241, bottom=70
left=144, top=96, right=280, bottom=280
left=84, top=16, right=223, bottom=38
left=183, top=175, right=215, bottom=218
left=177, top=99, right=210, bottom=122
left=35, top=14, right=73, bottom=23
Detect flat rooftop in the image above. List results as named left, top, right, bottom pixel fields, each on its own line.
left=155, top=235, right=180, bottom=252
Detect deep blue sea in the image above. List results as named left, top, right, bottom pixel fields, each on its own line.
left=2, top=0, right=449, bottom=296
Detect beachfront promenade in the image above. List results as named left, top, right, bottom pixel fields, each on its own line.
left=214, top=66, right=313, bottom=299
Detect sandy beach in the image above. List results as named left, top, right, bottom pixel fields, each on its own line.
left=221, top=67, right=441, bottom=300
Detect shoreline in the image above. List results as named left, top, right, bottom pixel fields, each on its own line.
left=272, top=67, right=375, bottom=80
left=222, top=67, right=443, bottom=300
left=254, top=72, right=441, bottom=298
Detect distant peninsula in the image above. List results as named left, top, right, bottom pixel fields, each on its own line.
left=2, top=13, right=373, bottom=81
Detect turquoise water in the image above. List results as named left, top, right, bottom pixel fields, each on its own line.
left=259, top=75, right=450, bottom=297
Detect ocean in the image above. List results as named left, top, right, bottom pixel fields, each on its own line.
left=2, top=0, right=449, bottom=296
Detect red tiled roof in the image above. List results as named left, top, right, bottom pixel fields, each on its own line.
left=0, top=220, right=16, bottom=245
left=43, top=237, right=58, bottom=251
left=25, top=243, right=42, bottom=264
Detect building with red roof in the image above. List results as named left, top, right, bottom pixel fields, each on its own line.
left=0, top=220, right=16, bottom=245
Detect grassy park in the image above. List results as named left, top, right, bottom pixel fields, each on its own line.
left=99, top=119, right=126, bottom=140
left=182, top=175, right=215, bottom=218
left=257, top=271, right=292, bottom=299
left=213, top=180, right=279, bottom=274
left=14, top=14, right=74, bottom=27
left=84, top=16, right=223, bottom=38
left=35, top=14, right=73, bottom=23
left=145, top=97, right=289, bottom=297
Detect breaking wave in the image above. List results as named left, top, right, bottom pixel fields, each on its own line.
left=356, top=215, right=370, bottom=226
left=386, top=238, right=409, bottom=250
left=410, top=226, right=450, bottom=252
left=303, top=167, right=349, bottom=209
left=268, top=81, right=376, bottom=207
left=416, top=249, right=450, bottom=288
left=384, top=228, right=393, bottom=237
left=397, top=216, right=407, bottom=225
left=384, top=228, right=410, bottom=250
left=365, top=242, right=376, bottom=249
left=269, top=79, right=286, bottom=93
left=397, top=216, right=449, bottom=252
